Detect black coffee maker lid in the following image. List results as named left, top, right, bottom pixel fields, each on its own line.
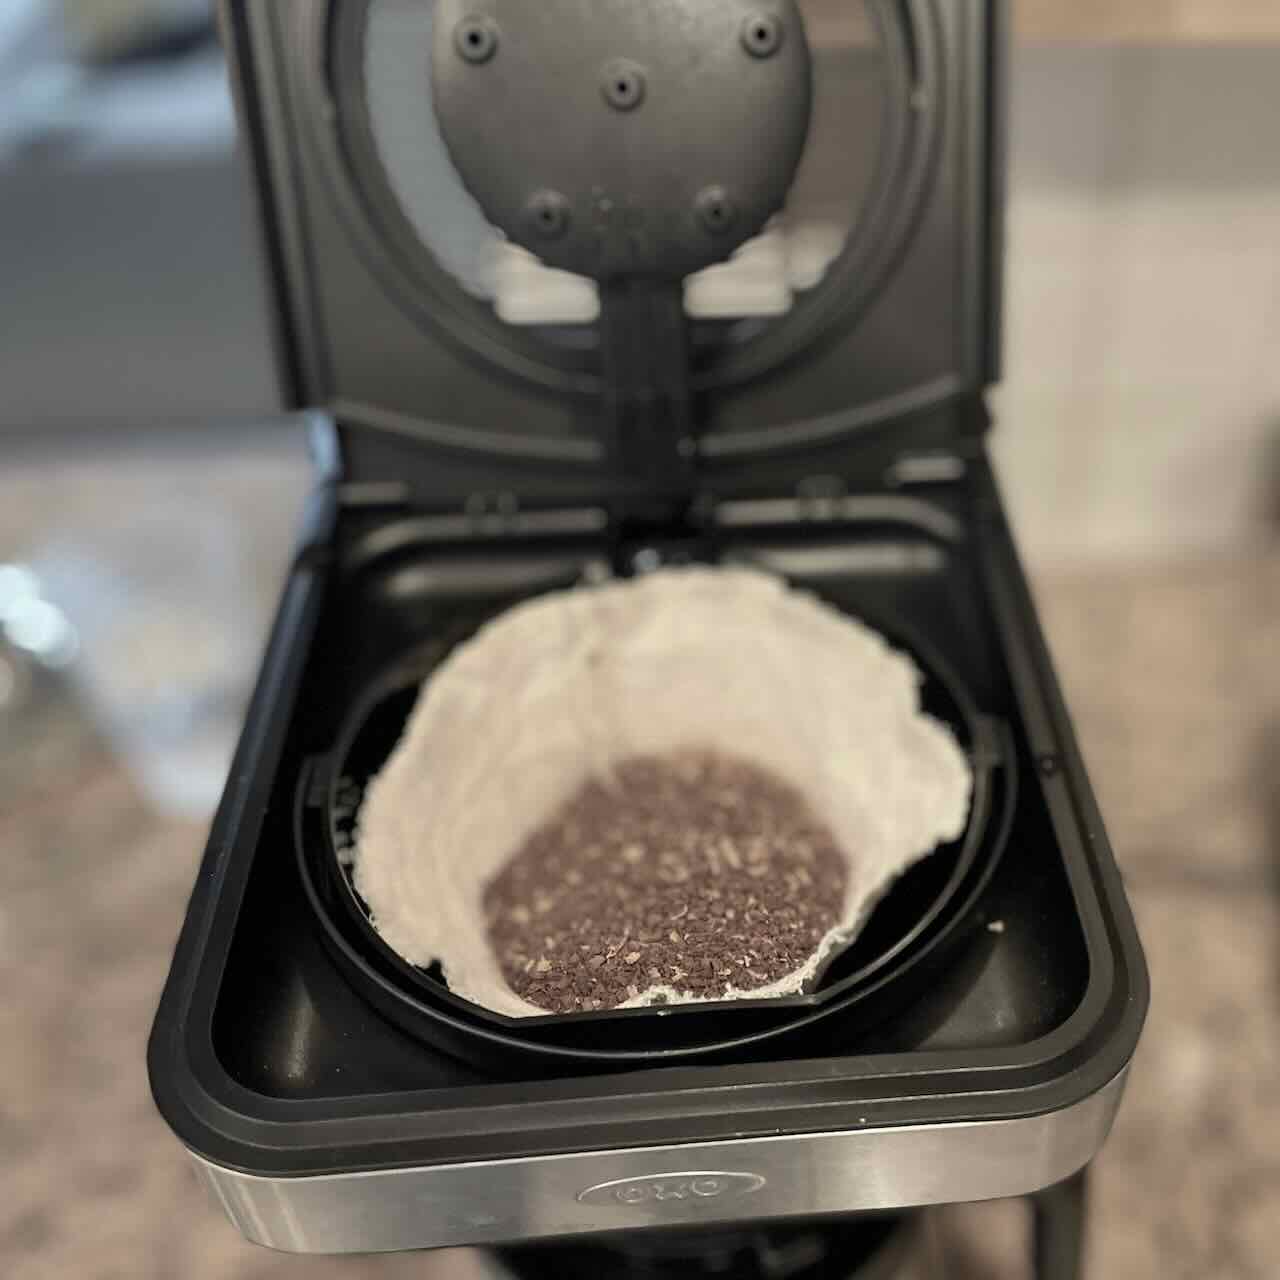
left=223, top=0, right=1005, bottom=506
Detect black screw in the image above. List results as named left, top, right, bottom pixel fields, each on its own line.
left=741, top=12, right=783, bottom=58
left=695, top=185, right=736, bottom=235
left=1038, top=753, right=1060, bottom=778
left=601, top=59, right=646, bottom=111
left=526, top=189, right=570, bottom=239
left=454, top=16, right=497, bottom=64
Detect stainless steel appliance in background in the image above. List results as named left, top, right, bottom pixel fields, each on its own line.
left=148, top=2, right=1148, bottom=1277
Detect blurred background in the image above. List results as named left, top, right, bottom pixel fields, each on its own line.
left=0, top=1, right=1277, bottom=1278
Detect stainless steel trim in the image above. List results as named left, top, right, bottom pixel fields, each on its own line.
left=190, top=1070, right=1129, bottom=1254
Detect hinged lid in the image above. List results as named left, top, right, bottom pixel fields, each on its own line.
left=221, top=0, right=1006, bottom=509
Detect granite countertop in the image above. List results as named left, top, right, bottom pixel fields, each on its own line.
left=1, top=442, right=1276, bottom=1278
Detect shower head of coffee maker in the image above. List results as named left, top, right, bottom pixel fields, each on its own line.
left=429, top=0, right=814, bottom=284
left=430, top=0, right=816, bottom=514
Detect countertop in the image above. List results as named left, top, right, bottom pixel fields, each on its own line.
left=0, top=440, right=1277, bottom=1277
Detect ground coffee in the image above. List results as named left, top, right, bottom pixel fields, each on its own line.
left=483, top=749, right=849, bottom=1013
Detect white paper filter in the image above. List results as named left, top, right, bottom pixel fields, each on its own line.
left=353, top=567, right=973, bottom=1017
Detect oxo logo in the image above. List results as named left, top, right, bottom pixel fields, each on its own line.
left=577, top=1171, right=767, bottom=1208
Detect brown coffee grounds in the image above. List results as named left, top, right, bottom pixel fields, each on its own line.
left=482, top=750, right=849, bottom=1013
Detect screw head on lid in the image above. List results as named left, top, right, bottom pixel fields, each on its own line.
left=601, top=59, right=647, bottom=111
left=695, top=185, right=737, bottom=235
left=741, top=12, right=783, bottom=57
left=525, top=189, right=571, bottom=239
left=454, top=16, right=498, bottom=63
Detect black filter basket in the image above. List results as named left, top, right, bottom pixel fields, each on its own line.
left=296, top=593, right=1017, bottom=1074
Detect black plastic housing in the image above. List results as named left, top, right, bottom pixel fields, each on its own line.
left=148, top=0, right=1145, bottom=1189
left=149, top=446, right=1147, bottom=1178
left=216, top=0, right=1006, bottom=511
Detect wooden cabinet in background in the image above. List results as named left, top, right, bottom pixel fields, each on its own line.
left=1017, top=0, right=1280, bottom=42
left=802, top=0, right=1280, bottom=46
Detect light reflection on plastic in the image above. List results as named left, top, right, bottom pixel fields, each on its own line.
left=3, top=597, right=79, bottom=669
left=0, top=565, right=40, bottom=619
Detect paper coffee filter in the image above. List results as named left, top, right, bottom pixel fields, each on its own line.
left=353, top=567, right=973, bottom=1017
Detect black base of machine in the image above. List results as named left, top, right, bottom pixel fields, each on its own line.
left=498, top=1215, right=911, bottom=1280
left=149, top=453, right=1146, bottom=1185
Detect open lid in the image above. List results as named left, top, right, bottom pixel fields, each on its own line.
left=222, top=0, right=1006, bottom=508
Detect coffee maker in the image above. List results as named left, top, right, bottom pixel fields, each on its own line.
left=149, top=2, right=1147, bottom=1275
